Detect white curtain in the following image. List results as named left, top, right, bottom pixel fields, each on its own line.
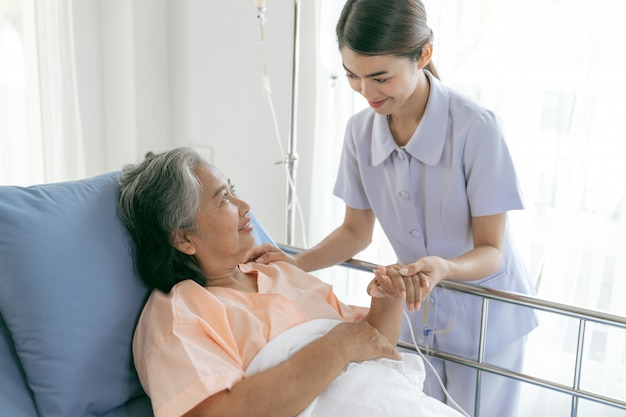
left=33, top=0, right=86, bottom=183
left=0, top=1, right=40, bottom=185
left=312, top=0, right=626, bottom=309
left=0, top=0, right=168, bottom=186
left=0, top=0, right=85, bottom=186
left=311, top=0, right=626, bottom=414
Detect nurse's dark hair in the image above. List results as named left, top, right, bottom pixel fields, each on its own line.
left=118, top=147, right=207, bottom=293
left=336, top=0, right=440, bottom=80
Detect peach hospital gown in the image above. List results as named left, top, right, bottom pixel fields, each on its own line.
left=132, top=261, right=368, bottom=417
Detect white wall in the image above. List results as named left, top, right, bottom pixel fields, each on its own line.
left=168, top=0, right=317, bottom=244
left=95, top=0, right=317, bottom=244
left=71, top=0, right=105, bottom=175
left=99, top=0, right=172, bottom=174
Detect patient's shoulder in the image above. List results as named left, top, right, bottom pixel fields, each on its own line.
left=141, top=280, right=221, bottom=325
left=134, top=281, right=222, bottom=351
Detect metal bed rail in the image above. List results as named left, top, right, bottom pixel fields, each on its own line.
left=279, top=244, right=626, bottom=417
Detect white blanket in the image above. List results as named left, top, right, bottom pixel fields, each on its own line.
left=246, top=319, right=465, bottom=417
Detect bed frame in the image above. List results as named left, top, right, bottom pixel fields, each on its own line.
left=280, top=244, right=626, bottom=417
left=2, top=171, right=622, bottom=416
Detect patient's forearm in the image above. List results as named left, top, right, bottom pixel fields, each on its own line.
left=184, top=339, right=347, bottom=417
left=365, top=297, right=404, bottom=345
left=184, top=322, right=398, bottom=417
left=216, top=343, right=346, bottom=415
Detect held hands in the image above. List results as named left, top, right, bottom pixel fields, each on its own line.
left=367, top=265, right=407, bottom=300
left=367, top=264, right=426, bottom=311
left=247, top=245, right=447, bottom=313
left=368, top=256, right=447, bottom=312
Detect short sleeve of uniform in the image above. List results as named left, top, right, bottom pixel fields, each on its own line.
left=133, top=285, right=245, bottom=417
left=333, top=115, right=372, bottom=210
left=463, top=109, right=524, bottom=216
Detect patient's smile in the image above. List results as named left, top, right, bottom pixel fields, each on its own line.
left=239, top=221, right=253, bottom=232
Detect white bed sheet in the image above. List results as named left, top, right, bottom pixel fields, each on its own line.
left=246, top=318, right=465, bottom=417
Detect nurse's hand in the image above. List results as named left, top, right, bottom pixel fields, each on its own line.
left=398, top=256, right=447, bottom=307
left=243, top=243, right=296, bottom=265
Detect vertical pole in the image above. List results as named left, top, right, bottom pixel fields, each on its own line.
left=285, top=0, right=300, bottom=245
left=571, top=320, right=586, bottom=417
left=474, top=298, right=489, bottom=417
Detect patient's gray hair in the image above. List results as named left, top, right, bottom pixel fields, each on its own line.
left=118, top=147, right=207, bottom=292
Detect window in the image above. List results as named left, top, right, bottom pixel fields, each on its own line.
left=312, top=0, right=626, bottom=414
left=0, top=0, right=89, bottom=186
left=0, top=0, right=43, bottom=185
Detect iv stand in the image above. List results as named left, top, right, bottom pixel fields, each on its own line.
left=285, top=0, right=300, bottom=245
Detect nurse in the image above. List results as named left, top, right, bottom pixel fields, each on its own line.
left=249, top=0, right=538, bottom=415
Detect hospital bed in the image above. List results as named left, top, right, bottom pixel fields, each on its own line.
left=282, top=244, right=626, bottom=417
left=1, top=171, right=624, bottom=417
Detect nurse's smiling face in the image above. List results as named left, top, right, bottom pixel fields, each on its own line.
left=340, top=46, right=433, bottom=117
left=341, top=48, right=421, bottom=115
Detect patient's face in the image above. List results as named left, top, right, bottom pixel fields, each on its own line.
left=181, top=164, right=255, bottom=272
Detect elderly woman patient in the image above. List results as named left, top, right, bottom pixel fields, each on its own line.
left=118, top=147, right=465, bottom=417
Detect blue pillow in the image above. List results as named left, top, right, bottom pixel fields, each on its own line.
left=0, top=313, right=38, bottom=417
left=0, top=172, right=152, bottom=417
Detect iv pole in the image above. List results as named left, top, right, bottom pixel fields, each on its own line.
left=255, top=0, right=300, bottom=246
left=285, top=0, right=300, bottom=245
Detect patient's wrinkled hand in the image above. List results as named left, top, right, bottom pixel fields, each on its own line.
left=367, top=265, right=406, bottom=299
left=243, top=243, right=296, bottom=265
left=326, top=321, right=401, bottom=362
